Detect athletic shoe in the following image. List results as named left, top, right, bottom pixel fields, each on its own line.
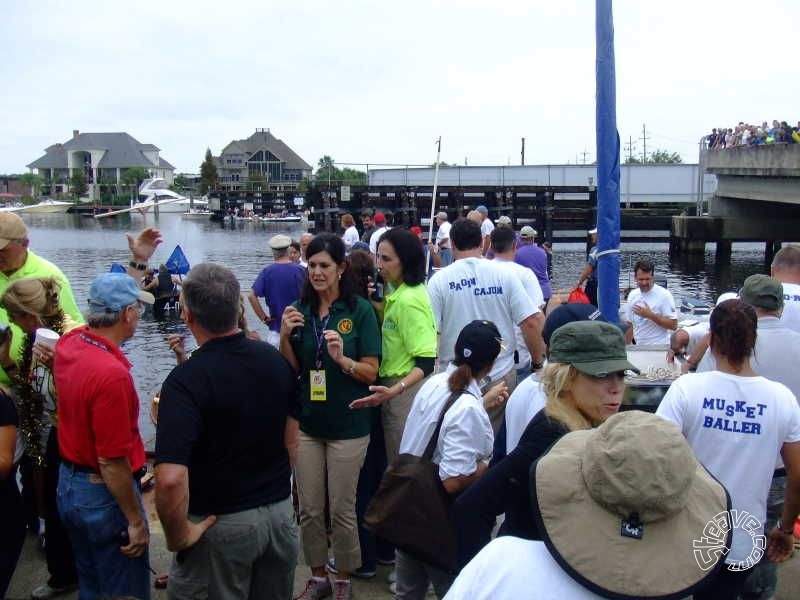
left=31, top=583, right=78, bottom=599
left=376, top=556, right=396, bottom=566
left=294, top=577, right=332, bottom=600
left=326, top=558, right=376, bottom=579
left=332, top=579, right=352, bottom=600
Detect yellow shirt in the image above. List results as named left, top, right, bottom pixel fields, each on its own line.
left=379, top=282, right=437, bottom=378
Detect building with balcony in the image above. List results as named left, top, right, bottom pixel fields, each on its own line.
left=27, top=130, right=175, bottom=198
left=215, top=128, right=312, bottom=192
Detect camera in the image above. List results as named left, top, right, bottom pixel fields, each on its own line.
left=289, top=326, right=303, bottom=343
left=0, top=323, right=10, bottom=345
left=371, top=272, right=384, bottom=302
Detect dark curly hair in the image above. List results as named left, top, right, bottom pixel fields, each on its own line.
left=377, top=228, right=426, bottom=286
left=300, top=233, right=358, bottom=311
left=709, top=299, right=757, bottom=371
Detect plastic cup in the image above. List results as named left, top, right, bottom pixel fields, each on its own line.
left=34, top=328, right=60, bottom=348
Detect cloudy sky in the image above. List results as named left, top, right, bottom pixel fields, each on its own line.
left=2, top=0, right=798, bottom=175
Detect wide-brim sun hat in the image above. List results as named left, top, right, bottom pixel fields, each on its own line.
left=548, top=320, right=640, bottom=376
left=532, top=411, right=731, bottom=599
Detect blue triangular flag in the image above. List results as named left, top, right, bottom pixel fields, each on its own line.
left=165, top=245, right=191, bottom=275
left=110, top=262, right=127, bottom=273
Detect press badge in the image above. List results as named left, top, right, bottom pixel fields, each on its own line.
left=310, top=369, right=327, bottom=402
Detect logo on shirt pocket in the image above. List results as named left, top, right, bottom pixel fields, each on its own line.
left=337, top=319, right=354, bottom=335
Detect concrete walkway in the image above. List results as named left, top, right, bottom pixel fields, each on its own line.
left=7, top=485, right=799, bottom=599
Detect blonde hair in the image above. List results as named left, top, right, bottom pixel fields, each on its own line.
left=541, top=362, right=592, bottom=431
left=0, top=277, right=61, bottom=318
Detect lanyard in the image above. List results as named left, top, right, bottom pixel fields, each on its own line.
left=311, top=314, right=331, bottom=369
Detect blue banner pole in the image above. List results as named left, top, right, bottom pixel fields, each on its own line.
left=595, top=0, right=621, bottom=323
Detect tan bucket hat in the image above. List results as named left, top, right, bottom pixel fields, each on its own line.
left=532, top=411, right=730, bottom=599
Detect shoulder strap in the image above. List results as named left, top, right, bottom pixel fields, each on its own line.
left=422, top=389, right=470, bottom=460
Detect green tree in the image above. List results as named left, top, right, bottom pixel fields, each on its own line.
left=624, top=149, right=682, bottom=164
left=649, top=149, right=683, bottom=164
left=199, top=148, right=218, bottom=194
left=121, top=167, right=149, bottom=203
left=314, top=156, right=366, bottom=186
left=172, top=173, right=190, bottom=192
left=98, top=175, right=118, bottom=203
left=429, top=161, right=451, bottom=168
left=19, top=173, right=43, bottom=198
left=69, top=171, right=88, bottom=198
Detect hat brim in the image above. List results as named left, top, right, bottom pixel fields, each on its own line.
left=571, top=358, right=641, bottom=376
left=139, top=290, right=155, bottom=305
left=532, top=429, right=731, bottom=599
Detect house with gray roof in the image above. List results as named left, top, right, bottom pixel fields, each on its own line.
left=27, top=130, right=175, bottom=199
left=215, top=128, right=311, bottom=192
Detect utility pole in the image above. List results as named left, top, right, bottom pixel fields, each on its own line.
left=581, top=149, right=589, bottom=164
left=624, top=136, right=637, bottom=163
left=640, top=123, right=650, bottom=163
left=521, top=138, right=525, bottom=165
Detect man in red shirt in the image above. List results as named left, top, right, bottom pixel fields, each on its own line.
left=56, top=270, right=155, bottom=599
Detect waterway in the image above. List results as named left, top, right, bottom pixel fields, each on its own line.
left=21, top=212, right=772, bottom=448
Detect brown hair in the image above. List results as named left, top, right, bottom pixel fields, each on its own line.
left=341, top=213, right=355, bottom=228
left=346, top=249, right=374, bottom=299
left=447, top=363, right=478, bottom=394
left=709, top=299, right=757, bottom=371
left=0, top=277, right=61, bottom=318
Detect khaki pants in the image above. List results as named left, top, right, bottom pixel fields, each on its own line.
left=380, top=375, right=429, bottom=465
left=295, top=432, right=370, bottom=573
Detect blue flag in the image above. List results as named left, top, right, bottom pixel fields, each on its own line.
left=165, top=245, right=191, bottom=275
left=109, top=262, right=127, bottom=273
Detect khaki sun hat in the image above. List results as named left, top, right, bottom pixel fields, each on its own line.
left=548, top=320, right=639, bottom=376
left=0, top=212, right=28, bottom=249
left=520, top=225, right=537, bottom=239
left=269, top=234, right=292, bottom=250
left=532, top=411, right=731, bottom=598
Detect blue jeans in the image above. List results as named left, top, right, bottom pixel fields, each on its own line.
left=438, top=248, right=453, bottom=267
left=57, top=464, right=150, bottom=600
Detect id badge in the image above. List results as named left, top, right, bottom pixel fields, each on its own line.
left=310, top=369, right=327, bottom=402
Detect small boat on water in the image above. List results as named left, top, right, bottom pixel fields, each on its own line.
left=181, top=208, right=213, bottom=220
left=260, top=214, right=303, bottom=224
left=18, top=199, right=74, bottom=213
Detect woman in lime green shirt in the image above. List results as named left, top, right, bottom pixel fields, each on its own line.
left=351, top=227, right=437, bottom=464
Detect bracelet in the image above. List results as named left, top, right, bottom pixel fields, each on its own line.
left=531, top=360, right=545, bottom=371
left=398, top=380, right=406, bottom=393
left=342, top=359, right=356, bottom=375
left=777, top=520, right=795, bottom=535
left=129, top=260, right=148, bottom=271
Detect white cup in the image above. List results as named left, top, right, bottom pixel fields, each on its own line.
left=34, top=328, right=60, bottom=348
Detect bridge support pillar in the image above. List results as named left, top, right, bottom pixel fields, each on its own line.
left=715, top=240, right=732, bottom=261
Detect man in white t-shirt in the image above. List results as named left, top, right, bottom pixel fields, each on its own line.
left=771, top=244, right=800, bottom=333
left=489, top=226, right=544, bottom=378
left=623, top=260, right=677, bottom=345
left=475, top=205, right=494, bottom=255
left=434, top=211, right=453, bottom=267
left=368, top=211, right=389, bottom=256
left=427, top=220, right=545, bottom=423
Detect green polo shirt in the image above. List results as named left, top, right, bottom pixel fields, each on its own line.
left=292, top=296, right=381, bottom=439
left=0, top=250, right=84, bottom=385
left=379, top=282, right=437, bottom=378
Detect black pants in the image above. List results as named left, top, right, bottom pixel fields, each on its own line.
left=693, top=566, right=750, bottom=600
left=586, top=278, right=598, bottom=307
left=0, top=474, right=26, bottom=598
left=44, top=428, right=77, bottom=587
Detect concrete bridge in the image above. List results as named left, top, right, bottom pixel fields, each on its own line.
left=671, top=144, right=800, bottom=260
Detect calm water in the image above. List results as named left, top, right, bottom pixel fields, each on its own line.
left=22, top=213, right=771, bottom=448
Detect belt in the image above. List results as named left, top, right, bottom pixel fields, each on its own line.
left=61, top=458, right=97, bottom=473
left=62, top=458, right=147, bottom=481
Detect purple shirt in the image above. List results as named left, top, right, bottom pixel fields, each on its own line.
left=514, top=243, right=552, bottom=298
left=252, top=262, right=306, bottom=331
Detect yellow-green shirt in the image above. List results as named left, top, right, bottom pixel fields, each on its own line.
left=379, top=282, right=437, bottom=377
left=0, top=250, right=84, bottom=385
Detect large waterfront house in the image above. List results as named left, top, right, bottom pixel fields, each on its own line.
left=27, top=130, right=175, bottom=199
left=215, top=128, right=312, bottom=193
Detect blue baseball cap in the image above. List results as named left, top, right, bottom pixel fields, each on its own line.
left=475, top=205, right=488, bottom=215
left=88, top=273, right=155, bottom=313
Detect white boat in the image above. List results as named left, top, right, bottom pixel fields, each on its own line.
left=181, top=208, right=213, bottom=219
left=260, top=215, right=303, bottom=223
left=134, top=178, right=208, bottom=214
left=18, top=200, right=74, bottom=214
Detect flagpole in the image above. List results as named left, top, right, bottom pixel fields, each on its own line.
left=425, top=137, right=442, bottom=271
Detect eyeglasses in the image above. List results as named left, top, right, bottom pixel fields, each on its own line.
left=128, top=301, right=145, bottom=316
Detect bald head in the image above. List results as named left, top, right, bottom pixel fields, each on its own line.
left=772, top=245, right=800, bottom=283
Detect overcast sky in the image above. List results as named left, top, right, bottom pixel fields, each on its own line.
left=2, top=0, right=798, bottom=175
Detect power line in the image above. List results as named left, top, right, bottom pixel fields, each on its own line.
left=639, top=124, right=650, bottom=162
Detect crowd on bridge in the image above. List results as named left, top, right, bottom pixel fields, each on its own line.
left=1, top=207, right=799, bottom=600
left=706, top=119, right=800, bottom=149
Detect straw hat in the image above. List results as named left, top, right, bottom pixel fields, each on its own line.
left=532, top=411, right=730, bottom=598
